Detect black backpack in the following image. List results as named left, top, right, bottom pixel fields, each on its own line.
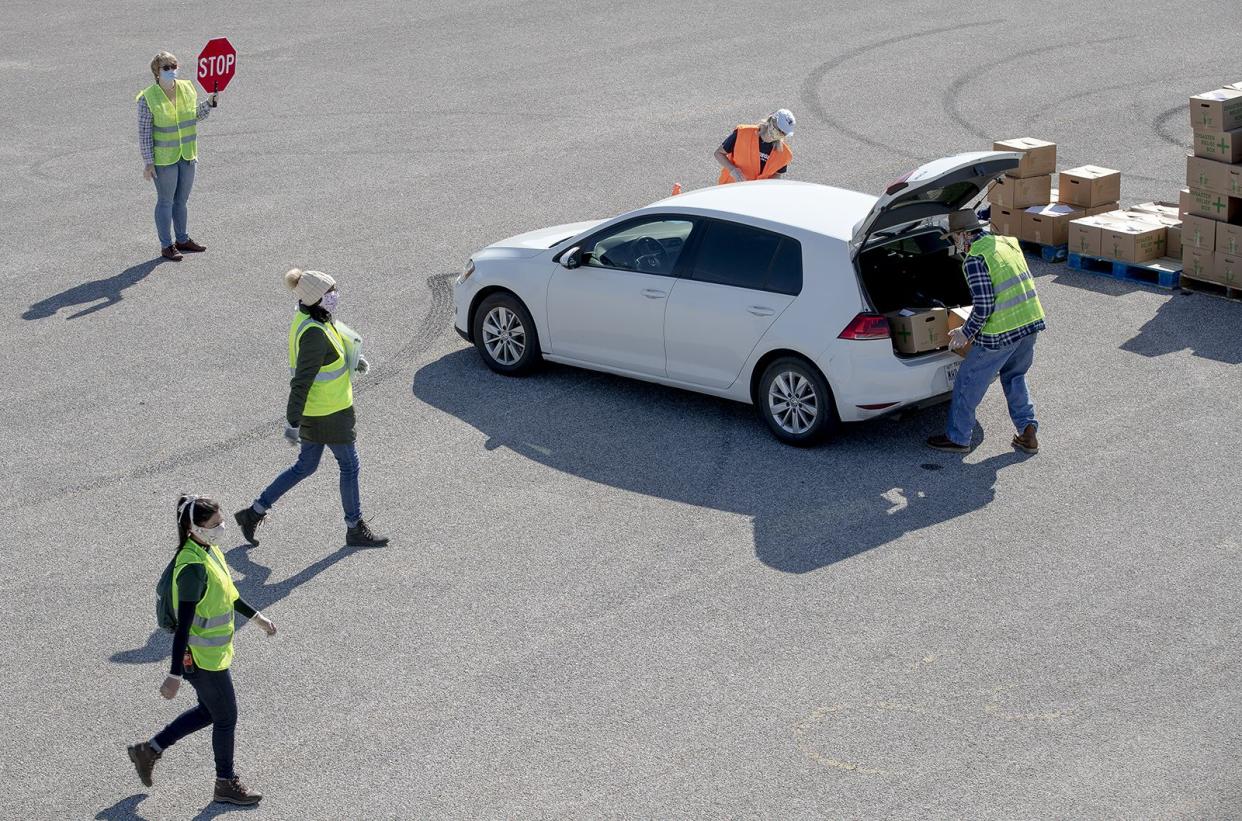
left=155, top=557, right=179, bottom=633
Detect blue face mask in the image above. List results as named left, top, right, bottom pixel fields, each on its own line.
left=160, top=68, right=178, bottom=84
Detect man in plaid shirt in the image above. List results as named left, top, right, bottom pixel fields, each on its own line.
left=928, top=212, right=1045, bottom=455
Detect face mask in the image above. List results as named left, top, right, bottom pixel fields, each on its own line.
left=192, top=523, right=227, bottom=545
left=160, top=68, right=178, bottom=84
left=320, top=291, right=339, bottom=313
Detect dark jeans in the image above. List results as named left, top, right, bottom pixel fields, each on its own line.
left=256, top=441, right=362, bottom=526
left=153, top=667, right=237, bottom=779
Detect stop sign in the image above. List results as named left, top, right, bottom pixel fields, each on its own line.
left=197, top=37, right=236, bottom=93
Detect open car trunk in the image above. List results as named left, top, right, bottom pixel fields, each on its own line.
left=857, top=231, right=972, bottom=357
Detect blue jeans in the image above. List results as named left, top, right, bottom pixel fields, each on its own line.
left=152, top=159, right=196, bottom=247
left=153, top=667, right=237, bottom=780
left=255, top=442, right=362, bottom=526
left=945, top=333, right=1038, bottom=446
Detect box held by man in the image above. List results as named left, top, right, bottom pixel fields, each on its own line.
left=885, top=308, right=948, bottom=354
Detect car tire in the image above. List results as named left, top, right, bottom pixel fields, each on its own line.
left=472, top=292, right=541, bottom=375
left=757, top=357, right=840, bottom=446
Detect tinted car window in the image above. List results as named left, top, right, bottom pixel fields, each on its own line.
left=691, top=221, right=802, bottom=295
left=585, top=219, right=693, bottom=276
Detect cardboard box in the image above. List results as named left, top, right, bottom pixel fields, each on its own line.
left=1189, top=88, right=1242, bottom=132
left=989, top=205, right=1021, bottom=237
left=886, top=308, right=948, bottom=354
left=993, top=138, right=1056, bottom=178
left=1218, top=221, right=1242, bottom=256
left=1102, top=222, right=1166, bottom=263
left=1192, top=129, right=1242, bottom=164
left=1182, top=247, right=1213, bottom=281
left=1129, top=201, right=1181, bottom=220
left=1186, top=155, right=1242, bottom=197
left=1085, top=202, right=1120, bottom=216
left=946, top=306, right=973, bottom=358
left=1183, top=187, right=1242, bottom=223
left=1217, top=253, right=1242, bottom=287
left=1059, top=166, right=1122, bottom=207
left=1180, top=187, right=1192, bottom=216
left=1167, top=225, right=1182, bottom=258
left=1068, top=215, right=1117, bottom=257
left=989, top=174, right=1053, bottom=209
left=1022, top=203, right=1082, bottom=245
left=1181, top=214, right=1218, bottom=251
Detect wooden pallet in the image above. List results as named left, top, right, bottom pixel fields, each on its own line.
left=1067, top=253, right=1183, bottom=289
left=1018, top=240, right=1068, bottom=263
left=1180, top=274, right=1242, bottom=302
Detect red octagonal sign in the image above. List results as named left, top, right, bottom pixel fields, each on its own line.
left=197, top=37, right=236, bottom=93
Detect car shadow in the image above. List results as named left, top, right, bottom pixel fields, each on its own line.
left=22, top=257, right=169, bottom=321
left=110, top=541, right=383, bottom=665
left=1119, top=289, right=1242, bottom=364
left=412, top=348, right=1028, bottom=574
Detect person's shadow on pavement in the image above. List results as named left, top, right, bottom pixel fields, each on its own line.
left=22, top=257, right=168, bottom=321
left=110, top=541, right=383, bottom=666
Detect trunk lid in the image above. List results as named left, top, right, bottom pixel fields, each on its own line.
left=849, top=151, right=1021, bottom=258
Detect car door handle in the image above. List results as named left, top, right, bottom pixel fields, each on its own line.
left=642, top=288, right=667, bottom=299
left=747, top=305, right=775, bottom=316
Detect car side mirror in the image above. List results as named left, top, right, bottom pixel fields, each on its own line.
left=560, top=246, right=583, bottom=269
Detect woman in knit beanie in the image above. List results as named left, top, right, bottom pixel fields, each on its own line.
left=233, top=269, right=388, bottom=548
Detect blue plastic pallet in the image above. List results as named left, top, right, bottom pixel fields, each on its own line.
left=1018, top=240, right=1068, bottom=263
left=1067, top=253, right=1182, bottom=289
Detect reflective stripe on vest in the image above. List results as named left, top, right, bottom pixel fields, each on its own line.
left=137, top=80, right=197, bottom=165
left=969, top=235, right=1046, bottom=335
left=171, top=539, right=239, bottom=671
left=288, top=312, right=353, bottom=417
left=717, top=124, right=792, bottom=184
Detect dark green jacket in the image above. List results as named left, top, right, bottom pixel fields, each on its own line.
left=287, top=309, right=356, bottom=444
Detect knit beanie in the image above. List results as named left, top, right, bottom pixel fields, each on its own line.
left=284, top=268, right=336, bottom=305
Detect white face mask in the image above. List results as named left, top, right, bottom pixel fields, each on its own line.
left=192, top=523, right=227, bottom=545
left=320, top=290, right=339, bottom=313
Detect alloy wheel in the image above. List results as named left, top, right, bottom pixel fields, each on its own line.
left=768, top=371, right=818, bottom=435
left=482, top=306, right=526, bottom=366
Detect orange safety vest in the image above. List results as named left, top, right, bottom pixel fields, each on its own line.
left=717, top=124, right=792, bottom=184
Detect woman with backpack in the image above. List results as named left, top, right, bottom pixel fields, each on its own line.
left=127, top=494, right=276, bottom=806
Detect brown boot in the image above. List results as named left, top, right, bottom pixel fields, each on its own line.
left=214, top=775, right=263, bottom=805
left=1012, top=424, right=1039, bottom=454
left=127, top=741, right=161, bottom=787
left=161, top=245, right=183, bottom=261
left=175, top=237, right=207, bottom=252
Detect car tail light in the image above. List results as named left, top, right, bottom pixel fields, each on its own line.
left=838, top=312, right=891, bottom=340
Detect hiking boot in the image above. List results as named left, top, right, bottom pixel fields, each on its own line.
left=214, top=775, right=262, bottom=805
left=127, top=741, right=161, bottom=787
left=1012, top=424, right=1039, bottom=454
left=346, top=519, right=389, bottom=547
left=175, top=237, right=207, bottom=253
left=161, top=245, right=183, bottom=261
left=926, top=434, right=971, bottom=453
left=234, top=506, right=267, bottom=546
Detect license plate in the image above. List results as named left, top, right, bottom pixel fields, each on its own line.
left=944, top=361, right=961, bottom=389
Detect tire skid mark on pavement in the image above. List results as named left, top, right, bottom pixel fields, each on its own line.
left=1153, top=103, right=1188, bottom=149
left=941, top=34, right=1138, bottom=142
left=799, top=22, right=993, bottom=160
left=0, top=272, right=456, bottom=514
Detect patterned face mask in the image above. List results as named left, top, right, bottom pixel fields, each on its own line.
left=321, top=290, right=339, bottom=313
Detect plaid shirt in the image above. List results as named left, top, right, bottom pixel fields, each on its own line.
left=137, top=94, right=213, bottom=165
left=960, top=232, right=1046, bottom=349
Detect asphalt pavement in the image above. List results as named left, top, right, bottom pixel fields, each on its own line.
left=2, top=1, right=1241, bottom=818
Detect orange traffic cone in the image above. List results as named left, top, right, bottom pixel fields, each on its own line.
left=671, top=182, right=682, bottom=195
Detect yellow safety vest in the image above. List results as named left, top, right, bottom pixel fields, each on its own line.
left=968, top=235, right=1046, bottom=335
left=172, top=538, right=239, bottom=671
left=289, top=311, right=354, bottom=417
left=137, top=80, right=198, bottom=165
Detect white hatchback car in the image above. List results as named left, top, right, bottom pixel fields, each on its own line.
left=453, top=151, right=1020, bottom=444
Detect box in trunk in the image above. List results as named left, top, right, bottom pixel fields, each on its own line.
left=885, top=308, right=948, bottom=354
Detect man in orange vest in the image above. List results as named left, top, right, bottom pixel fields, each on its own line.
left=715, top=109, right=795, bottom=184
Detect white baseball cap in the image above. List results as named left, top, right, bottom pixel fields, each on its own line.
left=772, top=108, right=795, bottom=137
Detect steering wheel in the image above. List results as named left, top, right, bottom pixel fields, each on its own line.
left=632, top=236, right=667, bottom=273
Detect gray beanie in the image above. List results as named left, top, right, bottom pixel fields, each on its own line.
left=284, top=268, right=336, bottom=305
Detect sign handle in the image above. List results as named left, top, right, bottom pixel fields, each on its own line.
left=211, top=79, right=219, bottom=108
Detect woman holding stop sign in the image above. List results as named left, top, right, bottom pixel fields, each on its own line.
left=136, top=50, right=219, bottom=261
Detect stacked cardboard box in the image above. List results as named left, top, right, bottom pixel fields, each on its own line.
left=989, top=138, right=1055, bottom=239
left=1183, top=86, right=1242, bottom=287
